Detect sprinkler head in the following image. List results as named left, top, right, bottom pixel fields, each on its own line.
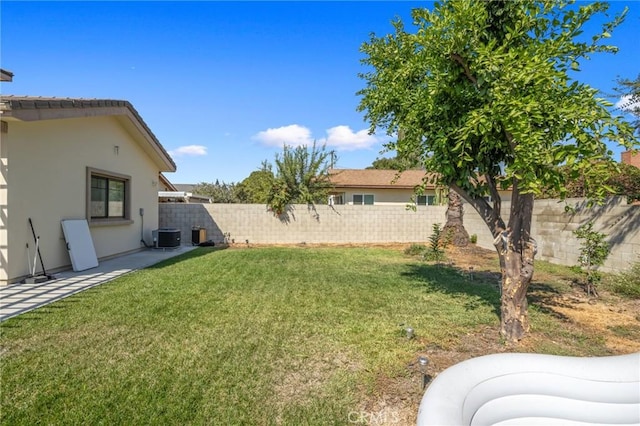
left=418, top=356, right=430, bottom=389
left=405, top=327, right=414, bottom=339
left=418, top=356, right=429, bottom=373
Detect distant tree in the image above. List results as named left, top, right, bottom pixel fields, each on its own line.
left=368, top=130, right=422, bottom=170
left=539, top=162, right=640, bottom=203
left=266, top=142, right=333, bottom=215
left=357, top=0, right=637, bottom=341
left=611, top=163, right=640, bottom=203
left=236, top=162, right=275, bottom=204
left=615, top=74, right=640, bottom=132
left=367, top=156, right=409, bottom=170
left=192, top=180, right=240, bottom=203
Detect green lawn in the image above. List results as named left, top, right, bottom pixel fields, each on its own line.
left=0, top=247, right=618, bottom=425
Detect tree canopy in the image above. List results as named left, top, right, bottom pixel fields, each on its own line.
left=192, top=180, right=240, bottom=203
left=265, top=142, right=333, bottom=215
left=616, top=74, right=640, bottom=132
left=236, top=162, right=276, bottom=204
left=357, top=0, right=638, bottom=341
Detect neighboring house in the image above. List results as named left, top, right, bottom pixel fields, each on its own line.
left=327, top=168, right=511, bottom=206
left=621, top=150, right=639, bottom=169
left=1, top=69, right=13, bottom=82
left=328, top=169, right=448, bottom=206
left=159, top=173, right=178, bottom=192
left=0, top=93, right=176, bottom=284
left=158, top=183, right=212, bottom=203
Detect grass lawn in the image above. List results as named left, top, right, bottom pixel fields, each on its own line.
left=0, top=246, right=633, bottom=424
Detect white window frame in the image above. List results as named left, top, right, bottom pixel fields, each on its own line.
left=416, top=195, right=438, bottom=206
left=353, top=194, right=374, bottom=205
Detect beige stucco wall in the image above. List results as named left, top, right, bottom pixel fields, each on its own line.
left=2, top=116, right=161, bottom=283
left=334, top=188, right=511, bottom=206
left=338, top=188, right=429, bottom=205
left=0, top=132, right=8, bottom=282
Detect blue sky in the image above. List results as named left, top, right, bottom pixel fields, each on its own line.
left=1, top=1, right=638, bottom=185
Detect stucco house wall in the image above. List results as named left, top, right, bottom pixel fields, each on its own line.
left=336, top=187, right=442, bottom=206
left=1, top=97, right=175, bottom=284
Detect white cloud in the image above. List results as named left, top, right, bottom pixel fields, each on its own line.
left=169, top=145, right=207, bottom=157
left=616, top=94, right=639, bottom=112
left=253, top=124, right=381, bottom=151
left=320, top=125, right=380, bottom=151
left=252, top=124, right=313, bottom=147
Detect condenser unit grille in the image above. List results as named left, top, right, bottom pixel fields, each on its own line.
left=153, top=228, right=181, bottom=248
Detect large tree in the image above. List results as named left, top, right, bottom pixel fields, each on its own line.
left=192, top=180, right=240, bottom=203
left=358, top=0, right=637, bottom=341
left=266, top=142, right=333, bottom=215
left=236, top=162, right=276, bottom=204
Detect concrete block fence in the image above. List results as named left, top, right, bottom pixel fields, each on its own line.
left=159, top=198, right=639, bottom=272
left=159, top=203, right=448, bottom=246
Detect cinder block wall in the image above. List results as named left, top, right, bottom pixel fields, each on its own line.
left=529, top=198, right=639, bottom=272
left=159, top=198, right=639, bottom=272
left=159, top=203, right=448, bottom=245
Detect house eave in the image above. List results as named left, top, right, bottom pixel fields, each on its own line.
left=0, top=96, right=176, bottom=172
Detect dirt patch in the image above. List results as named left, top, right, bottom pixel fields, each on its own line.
left=357, top=325, right=511, bottom=426
left=533, top=292, right=640, bottom=353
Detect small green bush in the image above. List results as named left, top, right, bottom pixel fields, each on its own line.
left=573, top=222, right=610, bottom=297
left=425, top=223, right=446, bottom=262
left=607, top=262, right=640, bottom=299
left=404, top=243, right=427, bottom=256
left=470, top=234, right=477, bottom=244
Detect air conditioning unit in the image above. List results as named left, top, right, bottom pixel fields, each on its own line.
left=152, top=228, right=181, bottom=248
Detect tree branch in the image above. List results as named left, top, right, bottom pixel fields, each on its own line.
left=450, top=182, right=506, bottom=237
left=485, top=174, right=502, bottom=214
left=450, top=53, right=477, bottom=85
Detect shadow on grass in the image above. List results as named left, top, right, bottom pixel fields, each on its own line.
left=401, top=263, right=501, bottom=317
left=145, top=246, right=229, bottom=270
left=527, top=282, right=571, bottom=321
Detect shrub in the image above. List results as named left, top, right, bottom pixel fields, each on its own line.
left=424, top=223, right=446, bottom=262
left=607, top=262, right=640, bottom=299
left=470, top=234, right=478, bottom=244
left=573, top=222, right=610, bottom=297
left=404, top=243, right=427, bottom=256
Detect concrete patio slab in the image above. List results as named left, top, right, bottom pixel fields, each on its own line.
left=0, top=246, right=198, bottom=322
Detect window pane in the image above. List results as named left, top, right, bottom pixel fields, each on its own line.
left=88, top=170, right=130, bottom=221
left=91, top=176, right=107, bottom=190
left=353, top=194, right=363, bottom=205
left=427, top=195, right=436, bottom=205
left=364, top=194, right=374, bottom=205
left=417, top=195, right=427, bottom=206
left=91, top=176, right=107, bottom=218
left=108, top=180, right=125, bottom=217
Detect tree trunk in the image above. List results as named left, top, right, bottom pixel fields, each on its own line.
left=495, top=191, right=536, bottom=342
left=496, top=238, right=536, bottom=341
left=443, top=190, right=469, bottom=246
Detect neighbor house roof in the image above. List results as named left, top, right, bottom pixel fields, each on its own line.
left=0, top=95, right=176, bottom=172
left=0, top=69, right=14, bottom=82
left=328, top=169, right=435, bottom=189
left=159, top=173, right=178, bottom=191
